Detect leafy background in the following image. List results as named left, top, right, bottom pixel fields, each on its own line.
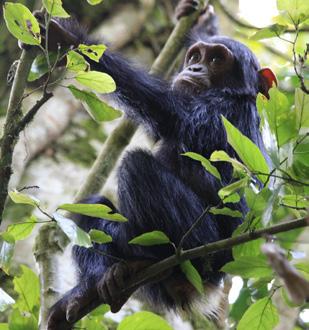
left=0, top=0, right=308, bottom=329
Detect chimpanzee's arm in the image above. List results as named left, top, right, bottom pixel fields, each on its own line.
left=47, top=18, right=183, bottom=138
left=92, top=52, right=181, bottom=137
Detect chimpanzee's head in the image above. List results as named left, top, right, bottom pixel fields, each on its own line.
left=172, top=36, right=276, bottom=98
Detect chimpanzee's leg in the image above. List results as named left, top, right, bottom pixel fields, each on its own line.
left=72, top=196, right=122, bottom=282
left=117, top=149, right=220, bottom=250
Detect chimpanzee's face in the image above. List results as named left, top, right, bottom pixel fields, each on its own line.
left=172, top=41, right=235, bottom=94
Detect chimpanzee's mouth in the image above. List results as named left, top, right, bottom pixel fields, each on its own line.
left=172, top=73, right=211, bottom=94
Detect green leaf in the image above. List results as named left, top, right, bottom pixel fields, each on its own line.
left=210, top=150, right=249, bottom=175
left=6, top=215, right=37, bottom=241
left=180, top=260, right=204, bottom=294
left=210, top=207, right=242, bottom=218
left=218, top=178, right=249, bottom=200
left=53, top=212, right=92, bottom=247
left=58, top=203, right=128, bottom=222
left=0, top=324, right=9, bottom=330
left=42, top=0, right=69, bottom=18
left=68, top=85, right=122, bottom=122
left=223, top=193, right=241, bottom=203
left=182, top=152, right=221, bottom=180
left=90, top=304, right=110, bottom=316
left=1, top=233, right=15, bottom=244
left=295, top=88, right=309, bottom=128
left=28, top=53, right=58, bottom=81
left=87, top=0, right=104, bottom=5
left=250, top=24, right=287, bottom=40
left=129, top=231, right=170, bottom=246
left=8, top=191, right=39, bottom=207
left=78, top=44, right=107, bottom=62
left=0, top=237, right=15, bottom=274
left=295, top=263, right=309, bottom=279
left=237, top=297, right=279, bottom=330
left=292, top=142, right=309, bottom=179
left=3, top=2, right=41, bottom=45
left=76, top=71, right=116, bottom=93
left=89, top=229, right=112, bottom=244
left=222, top=116, right=269, bottom=184
left=222, top=256, right=272, bottom=278
left=245, top=188, right=272, bottom=217
left=66, top=51, right=88, bottom=72
left=277, top=0, right=309, bottom=24
left=8, top=308, right=37, bottom=330
left=261, top=187, right=280, bottom=225
left=117, top=311, right=173, bottom=330
left=281, top=195, right=309, bottom=208
left=257, top=88, right=297, bottom=148
left=230, top=287, right=251, bottom=322
left=13, top=265, right=39, bottom=313
left=81, top=317, right=107, bottom=330
left=233, top=238, right=264, bottom=259
left=0, top=288, right=15, bottom=312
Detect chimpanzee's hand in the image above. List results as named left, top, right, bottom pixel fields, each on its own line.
left=19, top=11, right=79, bottom=52
left=175, top=0, right=200, bottom=20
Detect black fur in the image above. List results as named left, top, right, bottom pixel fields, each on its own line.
left=65, top=25, right=267, bottom=310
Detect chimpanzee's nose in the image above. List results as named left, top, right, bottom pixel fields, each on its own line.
left=188, top=65, right=203, bottom=72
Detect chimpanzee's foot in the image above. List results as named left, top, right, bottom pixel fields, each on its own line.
left=47, top=283, right=98, bottom=330
left=97, top=260, right=155, bottom=313
left=175, top=0, right=200, bottom=20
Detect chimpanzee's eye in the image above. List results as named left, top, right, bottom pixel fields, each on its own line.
left=209, top=50, right=227, bottom=64
left=188, top=52, right=201, bottom=64
left=210, top=56, right=221, bottom=63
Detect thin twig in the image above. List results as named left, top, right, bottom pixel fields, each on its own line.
left=291, top=23, right=309, bottom=94
left=17, top=92, right=53, bottom=133
left=0, top=48, right=38, bottom=223
left=254, top=171, right=309, bottom=187
left=177, top=205, right=212, bottom=254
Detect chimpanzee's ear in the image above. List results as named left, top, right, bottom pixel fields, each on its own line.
left=258, top=68, right=277, bottom=99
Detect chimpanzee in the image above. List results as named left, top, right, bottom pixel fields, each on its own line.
left=44, top=0, right=276, bottom=328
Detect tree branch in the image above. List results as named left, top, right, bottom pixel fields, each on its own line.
left=0, top=48, right=37, bottom=224
left=74, top=119, right=137, bottom=200
left=51, top=217, right=308, bottom=329
left=34, top=223, right=69, bottom=330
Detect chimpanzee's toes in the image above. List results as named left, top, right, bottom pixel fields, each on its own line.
left=47, top=284, right=99, bottom=329
left=66, top=299, right=80, bottom=323
left=47, top=298, right=73, bottom=330
left=175, top=0, right=200, bottom=20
